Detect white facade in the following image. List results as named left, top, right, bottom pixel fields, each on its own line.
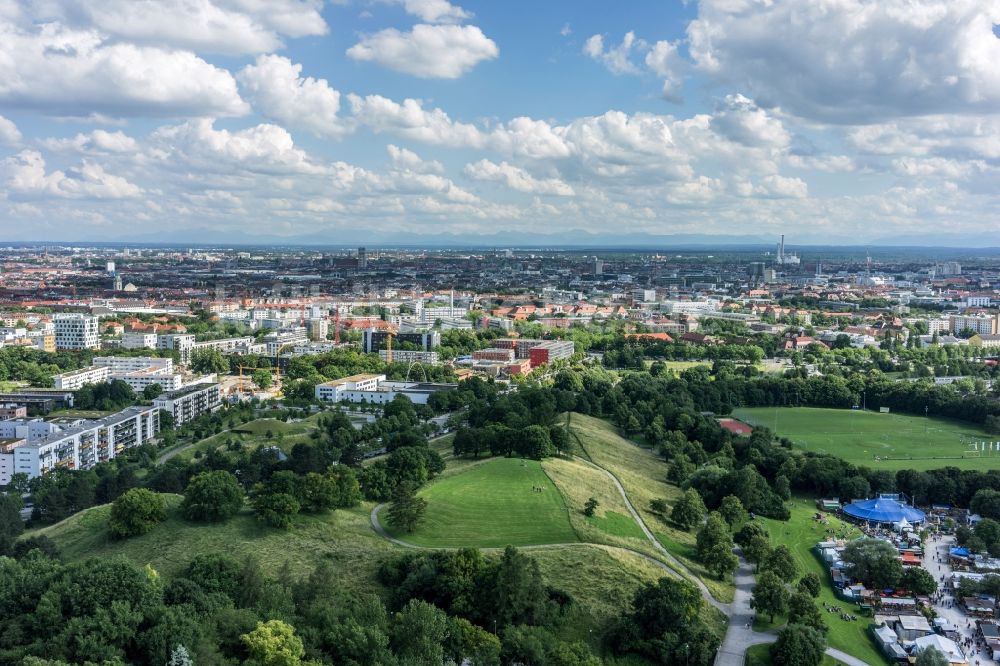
left=54, top=313, right=99, bottom=350
left=950, top=314, right=999, bottom=336
left=153, top=383, right=221, bottom=425
left=94, top=356, right=173, bottom=373
left=12, top=406, right=159, bottom=480
left=378, top=349, right=440, bottom=364
left=53, top=365, right=111, bottom=390
left=315, top=374, right=384, bottom=402
left=123, top=332, right=158, bottom=349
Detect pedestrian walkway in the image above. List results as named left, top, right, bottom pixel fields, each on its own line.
left=923, top=534, right=998, bottom=666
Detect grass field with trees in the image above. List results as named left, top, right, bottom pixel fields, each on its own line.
left=754, top=499, right=888, bottom=666
left=734, top=406, right=997, bottom=471
left=567, top=412, right=737, bottom=603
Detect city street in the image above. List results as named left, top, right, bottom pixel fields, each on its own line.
left=923, top=535, right=998, bottom=666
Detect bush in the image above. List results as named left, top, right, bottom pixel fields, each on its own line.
left=109, top=488, right=167, bottom=538
left=181, top=471, right=244, bottom=522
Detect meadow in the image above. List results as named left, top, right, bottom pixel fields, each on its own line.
left=733, top=406, right=998, bottom=471
left=382, top=457, right=579, bottom=547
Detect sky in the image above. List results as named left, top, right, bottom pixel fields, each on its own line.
left=0, top=0, right=999, bottom=244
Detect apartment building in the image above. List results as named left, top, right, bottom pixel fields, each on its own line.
left=53, top=356, right=182, bottom=392
left=495, top=338, right=575, bottom=366
left=315, top=373, right=456, bottom=405
left=472, top=348, right=516, bottom=363
left=378, top=349, right=440, bottom=364
left=8, top=406, right=159, bottom=480
left=54, top=313, right=99, bottom=350
left=315, top=374, right=383, bottom=403
left=950, top=314, right=1000, bottom=336
left=153, top=383, right=221, bottom=425
left=123, top=332, right=158, bottom=349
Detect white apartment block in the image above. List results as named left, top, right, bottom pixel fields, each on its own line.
left=926, top=318, right=952, bottom=334
left=53, top=366, right=112, bottom=390
left=54, top=357, right=182, bottom=392
left=967, top=296, right=994, bottom=308
left=315, top=374, right=384, bottom=403
left=950, top=314, right=1000, bottom=336
left=7, top=406, right=159, bottom=481
left=123, top=332, right=158, bottom=349
left=54, top=313, right=99, bottom=350
left=153, top=383, right=221, bottom=425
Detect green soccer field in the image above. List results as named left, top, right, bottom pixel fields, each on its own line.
left=383, top=457, right=579, bottom=548
left=733, top=406, right=1000, bottom=471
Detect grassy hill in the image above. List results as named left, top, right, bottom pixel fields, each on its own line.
left=383, top=457, right=578, bottom=547
left=567, top=412, right=735, bottom=604
left=733, top=406, right=997, bottom=471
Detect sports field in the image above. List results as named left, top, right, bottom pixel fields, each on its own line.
left=733, top=407, right=999, bottom=471
left=383, top=457, right=578, bottom=548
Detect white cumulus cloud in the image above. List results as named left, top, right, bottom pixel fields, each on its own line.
left=391, top=0, right=470, bottom=23
left=464, top=159, right=575, bottom=196
left=0, top=114, right=21, bottom=145
left=347, top=24, right=498, bottom=78
left=3, top=149, right=142, bottom=199
left=238, top=55, right=347, bottom=138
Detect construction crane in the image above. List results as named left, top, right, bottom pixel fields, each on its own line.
left=334, top=306, right=341, bottom=344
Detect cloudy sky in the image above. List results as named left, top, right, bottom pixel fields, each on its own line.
left=0, top=0, right=999, bottom=244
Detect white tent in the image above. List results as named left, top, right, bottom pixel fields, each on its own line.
left=894, top=518, right=912, bottom=532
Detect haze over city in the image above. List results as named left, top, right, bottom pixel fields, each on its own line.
left=1, top=0, right=999, bottom=244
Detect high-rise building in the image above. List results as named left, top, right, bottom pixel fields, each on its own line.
left=106, top=260, right=116, bottom=274
left=54, top=313, right=99, bottom=350
left=308, top=318, right=329, bottom=341
left=592, top=258, right=604, bottom=275
left=357, top=247, right=368, bottom=270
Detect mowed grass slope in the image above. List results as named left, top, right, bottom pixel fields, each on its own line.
left=755, top=499, right=888, bottom=666
left=567, top=413, right=735, bottom=604
left=383, top=457, right=578, bottom=548
left=745, top=644, right=847, bottom=666
left=734, top=407, right=997, bottom=471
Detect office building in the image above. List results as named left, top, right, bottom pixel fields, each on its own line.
left=495, top=338, right=575, bottom=365
left=473, top=348, right=516, bottom=363
left=0, top=404, right=27, bottom=420
left=153, top=383, right=221, bottom=425
left=358, top=247, right=368, bottom=270
left=362, top=329, right=440, bottom=353
left=54, top=313, right=99, bottom=350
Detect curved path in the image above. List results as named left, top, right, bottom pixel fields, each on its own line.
left=369, top=458, right=875, bottom=666
left=570, top=455, right=728, bottom=613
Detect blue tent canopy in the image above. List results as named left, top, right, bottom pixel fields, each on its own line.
left=950, top=547, right=970, bottom=558
left=842, top=497, right=925, bottom=524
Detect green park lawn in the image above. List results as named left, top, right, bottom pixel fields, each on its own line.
left=745, top=644, right=846, bottom=666
left=733, top=406, right=998, bottom=471
left=172, top=416, right=322, bottom=462
left=755, top=498, right=887, bottom=666
left=383, top=457, right=579, bottom=548
left=567, top=412, right=735, bottom=604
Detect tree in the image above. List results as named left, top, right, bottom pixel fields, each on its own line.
left=787, top=591, right=827, bottom=635
left=764, top=545, right=799, bottom=582
left=672, top=488, right=706, bottom=531
left=745, top=534, right=772, bottom=570
left=971, top=489, right=1000, bottom=521
left=252, top=368, right=272, bottom=390
left=583, top=498, right=599, bottom=517
left=167, top=645, right=193, bottom=666
left=797, top=572, right=822, bottom=598
left=142, top=383, right=164, bottom=400
left=241, top=620, right=304, bottom=666
left=386, top=481, right=427, bottom=533
left=447, top=617, right=501, bottom=666
left=770, top=624, right=826, bottom=666
left=251, top=490, right=300, bottom=529
left=841, top=538, right=903, bottom=589
left=390, top=599, right=450, bottom=664
left=915, top=646, right=950, bottom=666
left=297, top=472, right=339, bottom=513
left=109, top=488, right=166, bottom=538
left=751, top=570, right=789, bottom=622
left=901, top=566, right=938, bottom=596
left=719, top=495, right=748, bottom=527
left=0, top=493, right=24, bottom=554
left=704, top=541, right=738, bottom=579
left=181, top=470, right=244, bottom=522
left=649, top=498, right=668, bottom=515
left=696, top=512, right=731, bottom=559
left=190, top=347, right=229, bottom=375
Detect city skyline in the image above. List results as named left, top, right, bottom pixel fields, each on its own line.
left=1, top=0, right=999, bottom=243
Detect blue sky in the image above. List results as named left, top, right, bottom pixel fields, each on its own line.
left=0, top=0, right=998, bottom=243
